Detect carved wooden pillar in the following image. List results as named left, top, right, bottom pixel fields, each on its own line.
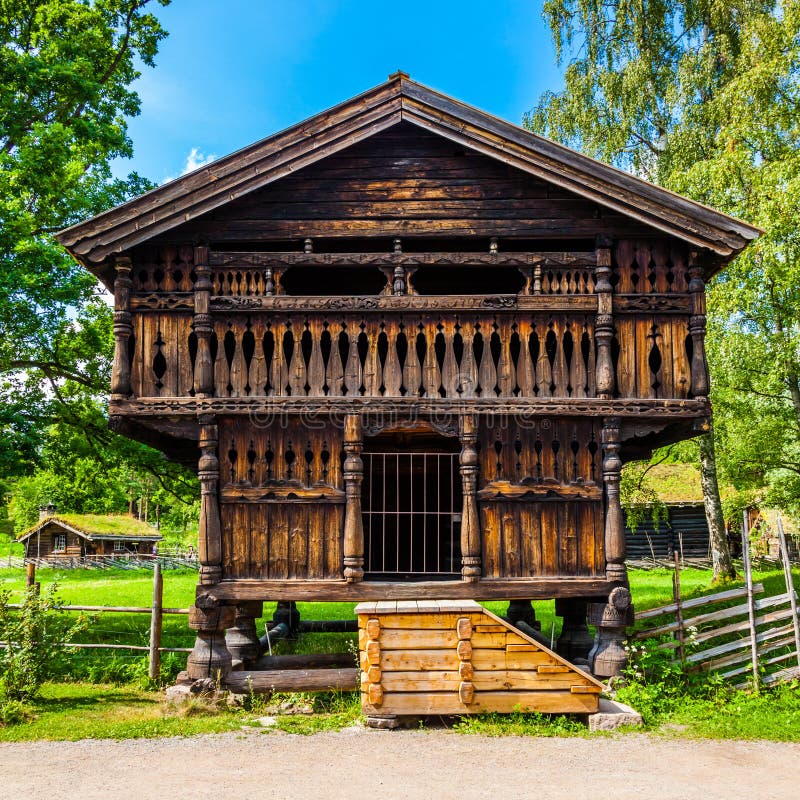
left=594, top=237, right=615, bottom=400
left=343, top=413, right=364, bottom=582
left=602, top=416, right=627, bottom=585
left=187, top=595, right=234, bottom=680
left=588, top=586, right=634, bottom=678
left=198, top=416, right=223, bottom=586
left=688, top=252, right=710, bottom=398
left=555, top=598, right=593, bottom=662
left=459, top=413, right=481, bottom=582
left=111, top=256, right=133, bottom=398
left=193, top=245, right=214, bottom=397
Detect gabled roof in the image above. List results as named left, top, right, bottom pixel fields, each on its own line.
left=58, top=72, right=760, bottom=267
left=17, top=514, right=162, bottom=543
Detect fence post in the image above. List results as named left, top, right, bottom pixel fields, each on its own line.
left=25, top=562, right=36, bottom=589
left=148, top=562, right=163, bottom=681
left=741, top=512, right=760, bottom=691
left=672, top=550, right=685, bottom=662
left=776, top=515, right=800, bottom=674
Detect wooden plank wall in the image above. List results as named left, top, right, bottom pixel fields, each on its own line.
left=218, top=416, right=344, bottom=579
left=151, top=123, right=650, bottom=243
left=477, top=418, right=604, bottom=578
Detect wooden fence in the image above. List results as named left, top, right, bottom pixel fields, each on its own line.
left=634, top=516, right=800, bottom=689
left=2, top=564, right=190, bottom=680
left=3, top=553, right=199, bottom=571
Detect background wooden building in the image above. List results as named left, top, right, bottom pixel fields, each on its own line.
left=18, top=510, right=161, bottom=560
left=57, top=74, right=758, bottom=701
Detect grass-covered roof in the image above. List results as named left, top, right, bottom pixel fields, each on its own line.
left=18, top=514, right=161, bottom=542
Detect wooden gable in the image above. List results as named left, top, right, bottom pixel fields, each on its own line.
left=58, top=73, right=759, bottom=286
left=144, top=123, right=653, bottom=247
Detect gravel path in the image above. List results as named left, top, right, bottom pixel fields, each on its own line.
left=2, top=729, right=798, bottom=800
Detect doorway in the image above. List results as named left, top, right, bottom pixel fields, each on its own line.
left=362, top=432, right=462, bottom=580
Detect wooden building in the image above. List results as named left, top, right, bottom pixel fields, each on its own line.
left=57, top=74, right=758, bottom=707
left=18, top=512, right=161, bottom=560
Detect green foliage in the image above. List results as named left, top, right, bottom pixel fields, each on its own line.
left=620, top=461, right=669, bottom=531
left=454, top=710, right=587, bottom=737
left=0, top=583, right=88, bottom=707
left=528, top=1, right=800, bottom=514
left=0, top=1, right=171, bottom=473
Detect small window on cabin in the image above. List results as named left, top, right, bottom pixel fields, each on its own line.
left=411, top=266, right=525, bottom=295
left=113, top=540, right=126, bottom=552
left=53, top=534, right=66, bottom=552
left=280, top=266, right=387, bottom=296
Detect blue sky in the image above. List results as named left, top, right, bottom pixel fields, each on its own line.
left=116, top=1, right=562, bottom=183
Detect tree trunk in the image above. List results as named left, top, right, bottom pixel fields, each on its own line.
left=699, top=427, right=736, bottom=581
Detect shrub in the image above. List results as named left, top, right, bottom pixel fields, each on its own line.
left=0, top=584, right=88, bottom=706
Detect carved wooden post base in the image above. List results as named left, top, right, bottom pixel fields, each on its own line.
left=187, top=601, right=235, bottom=681
left=587, top=587, right=634, bottom=678
left=555, top=598, right=593, bottom=662
left=225, top=601, right=263, bottom=667
left=507, top=599, right=539, bottom=630
left=272, top=600, right=301, bottom=637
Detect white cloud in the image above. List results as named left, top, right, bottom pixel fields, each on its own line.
left=182, top=147, right=217, bottom=175
left=162, top=147, right=217, bottom=183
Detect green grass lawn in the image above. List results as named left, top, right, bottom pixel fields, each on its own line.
left=2, top=563, right=799, bottom=740
left=1, top=563, right=796, bottom=667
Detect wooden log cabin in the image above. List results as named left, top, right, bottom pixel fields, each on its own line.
left=58, top=74, right=758, bottom=703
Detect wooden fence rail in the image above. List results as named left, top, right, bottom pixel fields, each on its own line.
left=634, top=515, right=800, bottom=689
left=2, top=564, right=193, bottom=677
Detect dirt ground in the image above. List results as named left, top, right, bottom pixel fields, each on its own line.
left=2, top=729, right=799, bottom=800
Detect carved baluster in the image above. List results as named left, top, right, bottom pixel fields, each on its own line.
left=652, top=241, right=670, bottom=292
left=440, top=320, right=459, bottom=398
left=532, top=261, right=543, bottom=295
left=515, top=319, right=535, bottom=397
left=228, top=321, right=247, bottom=397
left=402, top=321, right=422, bottom=396
left=569, top=319, right=588, bottom=399
left=270, top=323, right=287, bottom=396
left=111, top=256, right=133, bottom=398
left=343, top=414, right=364, bottom=583
left=496, top=318, right=515, bottom=397
left=615, top=240, right=635, bottom=293
left=477, top=324, right=498, bottom=397
left=688, top=253, right=710, bottom=398
left=248, top=318, right=267, bottom=397
left=326, top=322, right=345, bottom=396
left=213, top=321, right=230, bottom=397
left=344, top=322, right=362, bottom=396
left=307, top=318, right=325, bottom=396
left=422, top=319, right=441, bottom=397
left=198, top=418, right=223, bottom=586
left=534, top=322, right=552, bottom=397
left=459, top=414, right=481, bottom=582
left=458, top=323, right=477, bottom=398
left=602, top=417, right=627, bottom=585
left=671, top=244, right=689, bottom=292
left=288, top=320, right=307, bottom=396
left=383, top=324, right=402, bottom=396
left=550, top=320, right=569, bottom=395
left=363, top=319, right=382, bottom=397
left=594, top=238, right=615, bottom=400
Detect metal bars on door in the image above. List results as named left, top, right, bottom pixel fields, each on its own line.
left=362, top=452, right=462, bottom=578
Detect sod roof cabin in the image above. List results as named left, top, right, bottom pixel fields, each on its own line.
left=18, top=510, right=161, bottom=559
left=57, top=74, right=758, bottom=711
